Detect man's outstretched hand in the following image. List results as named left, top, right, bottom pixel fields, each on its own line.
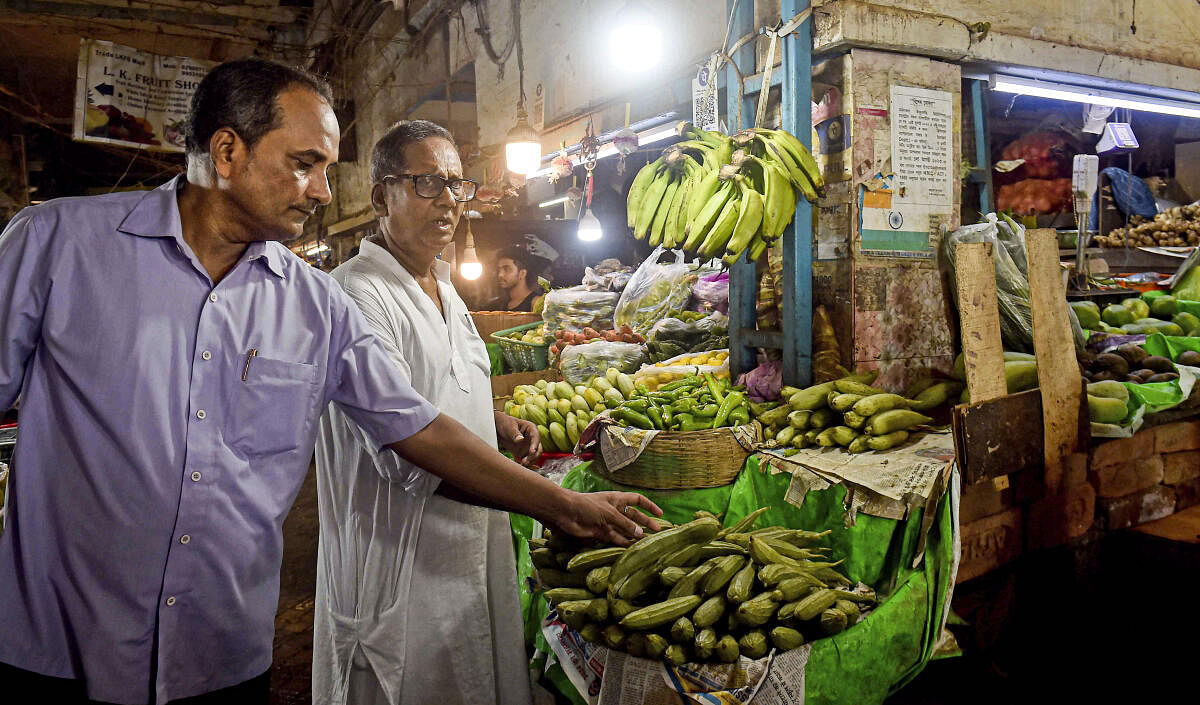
left=551, top=491, right=663, bottom=546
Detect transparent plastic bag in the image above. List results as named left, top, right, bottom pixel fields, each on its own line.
left=633, top=349, right=730, bottom=391
left=942, top=213, right=1085, bottom=354
left=691, top=271, right=729, bottom=314
left=557, top=340, right=646, bottom=385
left=645, top=312, right=729, bottom=363
left=541, top=285, right=620, bottom=334
left=582, top=266, right=634, bottom=292
left=614, top=247, right=702, bottom=335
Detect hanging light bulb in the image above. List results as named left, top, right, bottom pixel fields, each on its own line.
left=505, top=107, right=541, bottom=175
left=577, top=208, right=603, bottom=242
left=460, top=224, right=483, bottom=280
left=504, top=8, right=541, bottom=176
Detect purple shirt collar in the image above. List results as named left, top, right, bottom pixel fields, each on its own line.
left=116, top=175, right=288, bottom=279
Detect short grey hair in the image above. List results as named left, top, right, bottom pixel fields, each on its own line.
left=369, top=120, right=456, bottom=184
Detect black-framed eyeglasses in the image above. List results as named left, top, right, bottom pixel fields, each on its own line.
left=383, top=173, right=477, bottom=201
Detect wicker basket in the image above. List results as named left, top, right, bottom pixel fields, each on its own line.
left=491, top=321, right=551, bottom=372
left=593, top=423, right=760, bottom=489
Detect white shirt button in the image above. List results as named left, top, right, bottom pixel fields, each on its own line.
left=196, top=409, right=206, bottom=420
left=201, top=351, right=212, bottom=361
left=209, top=293, right=218, bottom=303
left=191, top=471, right=202, bottom=482
left=179, top=534, right=191, bottom=544
left=166, top=596, right=176, bottom=606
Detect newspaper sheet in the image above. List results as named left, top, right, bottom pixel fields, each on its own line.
left=760, top=430, right=955, bottom=521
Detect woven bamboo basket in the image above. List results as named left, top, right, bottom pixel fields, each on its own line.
left=593, top=423, right=760, bottom=489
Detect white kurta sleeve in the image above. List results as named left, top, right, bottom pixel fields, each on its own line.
left=336, top=271, right=439, bottom=493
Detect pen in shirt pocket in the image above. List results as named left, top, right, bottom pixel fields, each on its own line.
left=241, top=348, right=258, bottom=381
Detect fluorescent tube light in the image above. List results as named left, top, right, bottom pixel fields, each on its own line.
left=528, top=125, right=679, bottom=179
left=538, top=195, right=570, bottom=209
left=990, top=74, right=1200, bottom=119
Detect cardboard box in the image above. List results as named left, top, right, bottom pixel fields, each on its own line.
left=471, top=311, right=540, bottom=342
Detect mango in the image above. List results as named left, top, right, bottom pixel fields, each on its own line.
left=1121, top=298, right=1150, bottom=321
left=1150, top=295, right=1177, bottom=319
left=1102, top=304, right=1134, bottom=327
left=1173, top=311, right=1200, bottom=334
left=1069, top=301, right=1102, bottom=330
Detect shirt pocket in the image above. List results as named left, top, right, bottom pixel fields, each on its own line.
left=228, top=355, right=321, bottom=457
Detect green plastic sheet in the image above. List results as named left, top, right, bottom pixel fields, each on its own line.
left=1173, top=299, right=1200, bottom=320
left=487, top=343, right=506, bottom=376
left=513, top=455, right=957, bottom=704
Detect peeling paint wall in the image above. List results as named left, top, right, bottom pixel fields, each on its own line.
left=812, top=0, right=1200, bottom=92
left=327, top=0, right=726, bottom=226
left=857, top=0, right=1200, bottom=72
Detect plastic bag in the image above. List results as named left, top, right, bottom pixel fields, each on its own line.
left=756, top=244, right=784, bottom=330
left=557, top=340, right=646, bottom=385
left=582, top=266, right=633, bottom=292
left=942, top=214, right=1086, bottom=354
left=813, top=305, right=850, bottom=382
left=541, top=285, right=620, bottom=334
left=645, top=311, right=729, bottom=362
left=691, top=271, right=730, bottom=314
left=1170, top=244, right=1200, bottom=301
left=614, top=247, right=702, bottom=335
left=634, top=349, right=729, bottom=391
left=1089, top=167, right=1157, bottom=225
left=736, top=358, right=782, bottom=402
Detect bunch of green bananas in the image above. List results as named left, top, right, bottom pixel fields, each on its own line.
left=627, top=122, right=824, bottom=266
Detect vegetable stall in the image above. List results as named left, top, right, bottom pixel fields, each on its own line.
left=463, top=1, right=1200, bottom=703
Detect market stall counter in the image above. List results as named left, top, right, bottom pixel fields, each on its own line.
left=511, top=448, right=957, bottom=705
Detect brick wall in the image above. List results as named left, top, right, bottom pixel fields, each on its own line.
left=958, top=420, right=1200, bottom=584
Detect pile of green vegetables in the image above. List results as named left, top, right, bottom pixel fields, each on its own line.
left=1075, top=293, right=1200, bottom=337
left=607, top=373, right=754, bottom=431
left=533, top=509, right=874, bottom=664
left=645, top=312, right=730, bottom=363
left=753, top=373, right=950, bottom=454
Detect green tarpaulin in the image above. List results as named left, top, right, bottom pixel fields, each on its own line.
left=511, top=454, right=957, bottom=704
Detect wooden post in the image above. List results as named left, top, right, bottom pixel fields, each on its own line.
left=1026, top=228, right=1082, bottom=494
left=955, top=242, right=1007, bottom=403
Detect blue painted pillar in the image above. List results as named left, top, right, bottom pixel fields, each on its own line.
left=726, top=0, right=760, bottom=381
left=780, top=0, right=814, bottom=387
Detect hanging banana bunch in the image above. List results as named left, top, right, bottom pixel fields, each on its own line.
left=626, top=122, right=824, bottom=267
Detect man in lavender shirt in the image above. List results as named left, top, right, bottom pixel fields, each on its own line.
left=0, top=58, right=659, bottom=705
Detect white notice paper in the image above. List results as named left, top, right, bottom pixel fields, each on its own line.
left=889, top=85, right=953, bottom=207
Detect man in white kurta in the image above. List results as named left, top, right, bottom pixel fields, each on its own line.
left=313, top=121, right=536, bottom=705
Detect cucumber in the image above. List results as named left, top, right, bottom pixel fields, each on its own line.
left=1087, top=380, right=1129, bottom=402
left=829, top=393, right=863, bottom=412
left=833, top=379, right=887, bottom=396
left=1004, top=360, right=1039, bottom=393
left=1087, top=394, right=1128, bottom=424
left=864, top=409, right=931, bottom=436
left=866, top=430, right=910, bottom=451
left=910, top=380, right=964, bottom=411
left=788, top=382, right=836, bottom=411
left=852, top=393, right=912, bottom=417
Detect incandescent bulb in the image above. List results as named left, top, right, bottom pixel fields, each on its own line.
left=577, top=209, right=603, bottom=241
